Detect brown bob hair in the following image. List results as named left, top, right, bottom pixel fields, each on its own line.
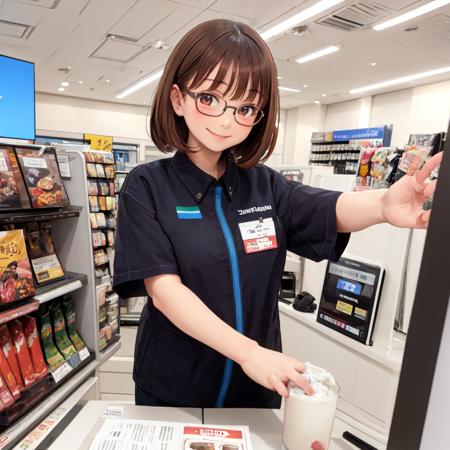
left=150, top=19, right=279, bottom=168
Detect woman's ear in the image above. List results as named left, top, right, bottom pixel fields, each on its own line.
left=170, top=84, right=184, bottom=116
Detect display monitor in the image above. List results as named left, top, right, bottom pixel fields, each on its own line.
left=0, top=55, right=36, bottom=141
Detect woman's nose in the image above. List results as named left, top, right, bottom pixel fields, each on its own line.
left=220, top=106, right=235, bottom=128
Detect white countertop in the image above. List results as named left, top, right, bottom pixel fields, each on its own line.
left=46, top=401, right=384, bottom=450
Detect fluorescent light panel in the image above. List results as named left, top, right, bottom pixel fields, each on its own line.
left=116, top=69, right=164, bottom=99
left=260, top=0, right=345, bottom=40
left=296, top=45, right=339, bottom=64
left=350, top=66, right=450, bottom=94
left=279, top=86, right=301, bottom=92
left=373, top=0, right=450, bottom=31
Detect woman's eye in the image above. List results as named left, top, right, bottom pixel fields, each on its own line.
left=238, top=105, right=257, bottom=117
left=198, top=93, right=219, bottom=107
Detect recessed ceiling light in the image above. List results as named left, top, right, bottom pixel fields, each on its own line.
left=371, top=62, right=377, bottom=66
left=303, top=84, right=309, bottom=88
left=105, top=79, right=110, bottom=83
left=61, top=81, right=69, bottom=87
left=349, top=66, right=450, bottom=94
left=278, top=86, right=301, bottom=92
left=260, top=0, right=345, bottom=40
left=322, top=94, right=327, bottom=97
left=314, top=100, right=321, bottom=104
left=296, top=45, right=340, bottom=64
left=58, top=87, right=65, bottom=92
left=277, top=76, right=283, bottom=80
left=117, top=69, right=164, bottom=99
left=78, top=80, right=83, bottom=84
left=373, top=0, right=450, bottom=31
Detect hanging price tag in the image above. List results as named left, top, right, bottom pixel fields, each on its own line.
left=50, top=362, right=73, bottom=383
left=78, top=347, right=90, bottom=361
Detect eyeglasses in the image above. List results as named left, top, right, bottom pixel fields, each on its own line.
left=184, top=89, right=264, bottom=127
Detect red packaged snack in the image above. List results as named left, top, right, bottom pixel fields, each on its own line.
left=9, top=320, right=36, bottom=387
left=0, top=324, right=23, bottom=391
left=0, top=373, right=14, bottom=407
left=0, top=347, right=20, bottom=399
left=21, top=316, right=47, bottom=380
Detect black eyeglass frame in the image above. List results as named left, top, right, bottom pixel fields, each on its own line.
left=184, top=89, right=265, bottom=127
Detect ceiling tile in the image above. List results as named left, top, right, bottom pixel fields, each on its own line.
left=1, top=0, right=45, bottom=26
left=111, top=0, right=177, bottom=42
left=91, top=39, right=143, bottom=63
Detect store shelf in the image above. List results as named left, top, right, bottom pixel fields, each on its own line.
left=278, top=301, right=404, bottom=372
left=14, top=376, right=98, bottom=450
left=0, top=205, right=82, bottom=225
left=0, top=299, right=40, bottom=325
left=99, top=336, right=121, bottom=365
left=0, top=358, right=98, bottom=447
left=34, top=271, right=88, bottom=304
left=115, top=170, right=131, bottom=174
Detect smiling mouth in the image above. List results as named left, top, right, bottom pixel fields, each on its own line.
left=207, top=128, right=231, bottom=138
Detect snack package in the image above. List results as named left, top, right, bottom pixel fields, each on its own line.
left=88, top=180, right=98, bottom=196
left=40, top=306, right=66, bottom=370
left=0, top=373, right=14, bottom=407
left=21, top=316, right=48, bottom=380
left=0, top=324, right=24, bottom=391
left=96, top=213, right=107, bottom=228
left=50, top=303, right=77, bottom=359
left=98, top=196, right=107, bottom=211
left=0, top=347, right=20, bottom=399
left=0, top=146, right=31, bottom=209
left=9, top=320, right=37, bottom=387
left=25, top=223, right=64, bottom=285
left=0, top=230, right=35, bottom=304
left=356, top=148, right=376, bottom=186
left=104, top=165, right=115, bottom=179
left=395, top=145, right=433, bottom=181
left=109, top=181, right=115, bottom=197
left=95, top=164, right=105, bottom=178
left=89, top=196, right=99, bottom=212
left=90, top=213, right=99, bottom=229
left=14, top=146, right=69, bottom=208
left=86, top=163, right=97, bottom=178
left=61, top=295, right=86, bottom=351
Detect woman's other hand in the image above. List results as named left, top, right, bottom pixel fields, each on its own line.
left=239, top=345, right=313, bottom=397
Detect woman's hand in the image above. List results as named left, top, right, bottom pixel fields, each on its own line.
left=239, top=345, right=313, bottom=397
left=381, top=152, right=443, bottom=229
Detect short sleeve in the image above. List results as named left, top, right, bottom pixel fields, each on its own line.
left=272, top=171, right=350, bottom=262
left=113, top=167, right=179, bottom=298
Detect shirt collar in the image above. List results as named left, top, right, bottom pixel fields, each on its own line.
left=171, top=151, right=237, bottom=203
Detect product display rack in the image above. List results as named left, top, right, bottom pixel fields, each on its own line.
left=83, top=149, right=120, bottom=352
left=0, top=144, right=121, bottom=448
left=309, top=126, right=393, bottom=174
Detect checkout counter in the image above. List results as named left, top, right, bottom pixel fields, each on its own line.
left=14, top=399, right=380, bottom=449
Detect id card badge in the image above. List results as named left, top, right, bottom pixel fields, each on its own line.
left=238, top=217, right=278, bottom=254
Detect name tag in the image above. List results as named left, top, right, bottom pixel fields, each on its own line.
left=238, top=217, right=278, bottom=254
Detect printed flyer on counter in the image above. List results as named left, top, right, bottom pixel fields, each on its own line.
left=86, top=418, right=253, bottom=450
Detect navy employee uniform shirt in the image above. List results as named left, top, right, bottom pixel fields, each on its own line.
left=113, top=151, right=350, bottom=408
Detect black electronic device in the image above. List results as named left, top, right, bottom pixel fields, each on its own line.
left=317, top=256, right=384, bottom=345
left=279, top=271, right=296, bottom=302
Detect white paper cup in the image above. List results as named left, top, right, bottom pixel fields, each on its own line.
left=283, top=366, right=339, bottom=450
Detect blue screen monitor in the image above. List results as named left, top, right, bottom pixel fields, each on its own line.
left=0, top=55, right=36, bottom=140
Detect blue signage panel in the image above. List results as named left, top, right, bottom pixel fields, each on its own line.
left=332, top=127, right=386, bottom=142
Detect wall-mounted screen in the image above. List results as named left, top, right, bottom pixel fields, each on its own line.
left=0, top=55, right=36, bottom=141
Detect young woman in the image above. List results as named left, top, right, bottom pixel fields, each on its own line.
left=113, top=19, right=441, bottom=409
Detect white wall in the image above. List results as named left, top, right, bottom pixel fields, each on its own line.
left=283, top=79, right=450, bottom=165
left=36, top=93, right=153, bottom=161
left=283, top=103, right=327, bottom=166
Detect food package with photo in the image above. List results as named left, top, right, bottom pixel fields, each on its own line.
left=0, top=146, right=31, bottom=210
left=14, top=147, right=70, bottom=209
left=0, top=230, right=35, bottom=304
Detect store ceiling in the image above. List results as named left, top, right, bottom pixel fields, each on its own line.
left=0, top=0, right=450, bottom=109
